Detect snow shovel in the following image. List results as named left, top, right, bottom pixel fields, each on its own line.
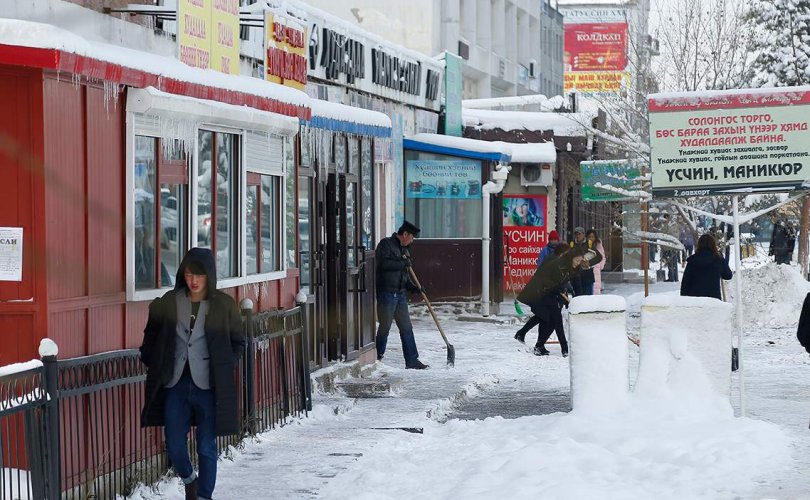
left=407, top=267, right=456, bottom=366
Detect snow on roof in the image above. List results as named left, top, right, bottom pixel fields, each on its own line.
left=309, top=99, right=392, bottom=129
left=462, top=108, right=591, bottom=137
left=0, top=19, right=310, bottom=114
left=462, top=94, right=566, bottom=111
left=408, top=133, right=556, bottom=164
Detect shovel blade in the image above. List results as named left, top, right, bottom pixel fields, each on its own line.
left=446, top=343, right=455, bottom=367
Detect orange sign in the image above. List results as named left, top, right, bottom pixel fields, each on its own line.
left=211, top=0, right=240, bottom=74
left=177, top=0, right=240, bottom=74
left=264, top=12, right=308, bottom=90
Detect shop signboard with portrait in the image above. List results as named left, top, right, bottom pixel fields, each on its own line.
left=502, top=195, right=547, bottom=294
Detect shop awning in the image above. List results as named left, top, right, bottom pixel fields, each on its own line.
left=307, top=99, right=392, bottom=138
left=404, top=134, right=511, bottom=163
left=128, top=87, right=300, bottom=137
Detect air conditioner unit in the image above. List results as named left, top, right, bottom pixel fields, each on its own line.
left=528, top=59, right=537, bottom=79
left=520, top=164, right=553, bottom=187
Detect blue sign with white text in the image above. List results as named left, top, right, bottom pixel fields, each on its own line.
left=406, top=160, right=482, bottom=199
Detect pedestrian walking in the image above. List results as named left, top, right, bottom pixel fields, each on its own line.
left=586, top=229, right=606, bottom=295
left=662, top=214, right=681, bottom=282
left=680, top=234, right=733, bottom=300
left=680, top=227, right=695, bottom=261
left=536, top=229, right=561, bottom=268
left=139, top=247, right=246, bottom=500
left=569, top=227, right=602, bottom=296
left=769, top=216, right=796, bottom=265
left=514, top=245, right=586, bottom=356
left=796, top=292, right=810, bottom=353
left=374, top=220, right=429, bottom=369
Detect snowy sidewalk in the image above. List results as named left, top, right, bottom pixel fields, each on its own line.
left=130, top=277, right=808, bottom=500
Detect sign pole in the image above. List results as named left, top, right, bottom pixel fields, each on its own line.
left=642, top=200, right=649, bottom=297
left=732, top=195, right=746, bottom=416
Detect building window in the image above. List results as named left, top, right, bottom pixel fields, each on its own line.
left=197, top=130, right=240, bottom=279
left=134, top=136, right=188, bottom=291
left=284, top=136, right=297, bottom=270
left=246, top=172, right=282, bottom=274
left=360, top=137, right=374, bottom=249
left=404, top=152, right=483, bottom=238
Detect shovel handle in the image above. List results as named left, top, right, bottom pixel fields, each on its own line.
left=407, top=267, right=451, bottom=347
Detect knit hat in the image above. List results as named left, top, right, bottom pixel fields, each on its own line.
left=574, top=226, right=585, bottom=234
left=548, top=230, right=560, bottom=242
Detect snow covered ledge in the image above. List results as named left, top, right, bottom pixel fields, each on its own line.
left=568, top=295, right=628, bottom=414
left=637, top=295, right=733, bottom=402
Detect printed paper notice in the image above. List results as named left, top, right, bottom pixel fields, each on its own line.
left=0, top=227, right=23, bottom=281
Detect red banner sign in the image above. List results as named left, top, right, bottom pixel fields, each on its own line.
left=564, top=23, right=628, bottom=72
left=502, top=195, right=547, bottom=295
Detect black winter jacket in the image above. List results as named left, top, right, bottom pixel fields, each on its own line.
left=139, top=248, right=246, bottom=436
left=797, top=293, right=810, bottom=353
left=679, top=249, right=733, bottom=300
left=518, top=253, right=580, bottom=309
left=375, top=234, right=419, bottom=293
left=770, top=223, right=796, bottom=256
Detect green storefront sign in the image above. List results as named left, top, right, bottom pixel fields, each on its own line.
left=443, top=52, right=463, bottom=137
left=580, top=160, right=642, bottom=202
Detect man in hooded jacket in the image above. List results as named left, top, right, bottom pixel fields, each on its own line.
left=140, top=247, right=246, bottom=500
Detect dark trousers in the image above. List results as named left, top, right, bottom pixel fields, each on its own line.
left=775, top=253, right=790, bottom=265
left=164, top=372, right=217, bottom=499
left=571, top=275, right=594, bottom=296
left=516, top=305, right=567, bottom=352
left=376, top=291, right=419, bottom=365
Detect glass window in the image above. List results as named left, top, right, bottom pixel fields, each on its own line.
left=361, top=138, right=374, bottom=249
left=197, top=130, right=239, bottom=279
left=246, top=173, right=281, bottom=274
left=334, top=134, right=346, bottom=172
left=349, top=137, right=359, bottom=175
left=403, top=152, right=483, bottom=238
left=284, top=137, right=297, bottom=270
left=346, top=182, right=356, bottom=266
left=298, top=177, right=312, bottom=291
left=135, top=136, right=188, bottom=291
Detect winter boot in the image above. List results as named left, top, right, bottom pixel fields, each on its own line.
left=561, top=350, right=569, bottom=358
left=533, top=345, right=550, bottom=356
left=514, top=331, right=526, bottom=343
left=184, top=479, right=198, bottom=500
left=406, top=360, right=429, bottom=370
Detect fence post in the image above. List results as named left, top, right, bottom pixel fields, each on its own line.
left=240, top=299, right=256, bottom=435
left=39, top=340, right=61, bottom=500
left=296, top=292, right=313, bottom=413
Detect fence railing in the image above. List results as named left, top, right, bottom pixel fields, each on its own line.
left=0, top=305, right=310, bottom=499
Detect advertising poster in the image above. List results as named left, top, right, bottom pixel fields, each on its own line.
left=648, top=87, right=810, bottom=196
left=264, top=12, right=308, bottom=90
left=177, top=0, right=212, bottom=70
left=0, top=227, right=23, bottom=282
left=580, top=159, right=642, bottom=201
left=563, top=22, right=629, bottom=94
left=211, top=0, right=240, bottom=74
left=502, top=195, right=547, bottom=294
left=406, top=160, right=482, bottom=199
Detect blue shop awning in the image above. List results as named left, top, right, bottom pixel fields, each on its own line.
left=304, top=99, right=392, bottom=138
left=404, top=134, right=511, bottom=163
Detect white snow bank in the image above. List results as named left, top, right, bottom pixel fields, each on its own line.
left=727, top=262, right=810, bottom=330
left=310, top=99, right=392, bottom=128
left=638, top=296, right=733, bottom=402
left=569, top=306, right=628, bottom=414
left=0, top=360, right=43, bottom=377
left=461, top=94, right=566, bottom=111
left=0, top=19, right=310, bottom=109
left=319, top=405, right=790, bottom=500
left=569, top=294, right=626, bottom=314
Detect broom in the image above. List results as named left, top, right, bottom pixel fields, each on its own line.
left=505, top=238, right=525, bottom=316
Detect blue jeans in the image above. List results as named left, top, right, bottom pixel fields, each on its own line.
left=376, top=291, right=419, bottom=366
left=164, top=372, right=217, bottom=499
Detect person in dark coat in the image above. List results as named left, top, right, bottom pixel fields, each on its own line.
left=769, top=218, right=795, bottom=265
left=139, top=247, right=246, bottom=500
left=374, top=220, right=429, bottom=369
left=515, top=246, right=586, bottom=356
left=796, top=293, right=810, bottom=353
left=569, top=226, right=602, bottom=296
left=680, top=234, right=733, bottom=300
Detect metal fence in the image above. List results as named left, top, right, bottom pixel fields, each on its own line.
left=0, top=306, right=310, bottom=499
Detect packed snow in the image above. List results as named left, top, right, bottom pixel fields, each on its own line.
left=462, top=108, right=592, bottom=137
left=126, top=274, right=808, bottom=499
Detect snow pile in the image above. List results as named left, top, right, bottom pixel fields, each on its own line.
left=462, top=108, right=592, bottom=137
left=319, top=406, right=789, bottom=500
left=727, top=262, right=810, bottom=330
left=569, top=296, right=628, bottom=414
left=637, top=295, right=733, bottom=402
